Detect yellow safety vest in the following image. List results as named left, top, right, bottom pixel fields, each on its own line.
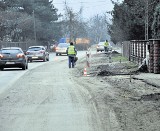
left=104, top=42, right=109, bottom=47
left=68, top=46, right=76, bottom=55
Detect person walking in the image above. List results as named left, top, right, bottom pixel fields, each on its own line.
left=104, top=40, right=109, bottom=53
left=67, top=42, right=77, bottom=68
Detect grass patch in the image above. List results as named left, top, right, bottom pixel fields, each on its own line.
left=112, top=54, right=128, bottom=62
left=124, top=62, right=138, bottom=69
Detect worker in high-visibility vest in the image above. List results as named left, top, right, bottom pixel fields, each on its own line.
left=67, top=42, right=77, bottom=68
left=104, top=40, right=109, bottom=52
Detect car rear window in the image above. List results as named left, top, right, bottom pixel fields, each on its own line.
left=58, top=43, right=69, bottom=47
left=98, top=42, right=104, bottom=45
left=1, top=49, right=21, bottom=54
left=28, top=47, right=42, bottom=51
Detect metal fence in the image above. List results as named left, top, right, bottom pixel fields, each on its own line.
left=122, top=39, right=160, bottom=74
left=130, top=40, right=148, bottom=64
left=122, top=40, right=148, bottom=65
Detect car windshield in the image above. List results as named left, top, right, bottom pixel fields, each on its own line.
left=1, top=49, right=21, bottom=54
left=58, top=43, right=69, bottom=47
left=28, top=47, right=42, bottom=51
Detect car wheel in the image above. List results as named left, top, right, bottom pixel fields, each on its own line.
left=47, top=57, right=49, bottom=61
left=56, top=53, right=58, bottom=56
left=22, top=65, right=26, bottom=70
left=43, top=57, right=47, bottom=62
left=0, top=67, right=4, bottom=71
left=26, top=63, right=28, bottom=69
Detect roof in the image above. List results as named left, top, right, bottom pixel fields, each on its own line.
left=1, top=47, right=22, bottom=50
left=28, top=46, right=45, bottom=48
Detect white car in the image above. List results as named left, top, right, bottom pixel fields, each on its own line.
left=96, top=42, right=105, bottom=52
left=55, top=43, right=70, bottom=56
left=96, top=42, right=112, bottom=52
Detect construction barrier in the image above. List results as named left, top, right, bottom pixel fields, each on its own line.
left=86, top=48, right=91, bottom=68
left=83, top=67, right=87, bottom=76
left=84, top=48, right=91, bottom=76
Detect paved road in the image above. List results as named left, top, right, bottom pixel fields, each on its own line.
left=0, top=51, right=86, bottom=94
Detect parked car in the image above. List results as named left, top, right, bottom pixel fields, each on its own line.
left=96, top=42, right=105, bottom=52
left=55, top=43, right=70, bottom=56
left=26, top=46, right=49, bottom=62
left=0, top=47, right=28, bottom=70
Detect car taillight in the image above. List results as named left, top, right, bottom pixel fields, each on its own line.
left=17, top=53, right=25, bottom=58
left=40, top=51, right=44, bottom=53
left=26, top=52, right=29, bottom=55
left=0, top=54, right=4, bottom=58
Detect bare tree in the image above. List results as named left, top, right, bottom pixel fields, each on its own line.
left=87, top=14, right=109, bottom=44
left=62, top=2, right=87, bottom=43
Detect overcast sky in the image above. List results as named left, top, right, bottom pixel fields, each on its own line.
left=52, top=0, right=123, bottom=20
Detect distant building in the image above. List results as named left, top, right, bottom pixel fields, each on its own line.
left=59, top=38, right=90, bottom=44
left=76, top=38, right=90, bottom=44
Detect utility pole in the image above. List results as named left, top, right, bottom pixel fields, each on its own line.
left=145, top=0, right=149, bottom=40
left=33, top=10, right=37, bottom=44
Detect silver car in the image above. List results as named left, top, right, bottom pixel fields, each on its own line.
left=26, top=46, right=49, bottom=62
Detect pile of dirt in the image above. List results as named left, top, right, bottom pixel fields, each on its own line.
left=71, top=51, right=160, bottom=131
left=96, top=63, right=139, bottom=76
left=140, top=93, right=160, bottom=101
left=86, top=53, right=139, bottom=76
left=112, top=50, right=120, bottom=54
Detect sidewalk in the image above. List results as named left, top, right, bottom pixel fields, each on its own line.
left=114, top=47, right=160, bottom=88
left=133, top=73, right=160, bottom=88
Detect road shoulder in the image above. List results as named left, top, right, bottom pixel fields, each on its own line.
left=71, top=52, right=160, bottom=131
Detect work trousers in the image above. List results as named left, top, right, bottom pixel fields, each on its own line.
left=68, top=56, right=75, bottom=68
left=104, top=46, right=108, bottom=52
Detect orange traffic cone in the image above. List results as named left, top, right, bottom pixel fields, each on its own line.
left=83, top=67, right=87, bottom=76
